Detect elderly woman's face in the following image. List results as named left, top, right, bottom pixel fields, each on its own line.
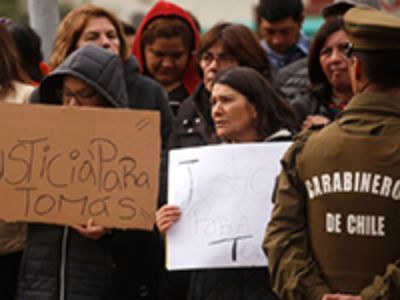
left=211, top=83, right=259, bottom=143
left=61, top=76, right=106, bottom=107
left=199, top=42, right=239, bottom=91
left=77, top=17, right=120, bottom=56
left=319, top=29, right=351, bottom=93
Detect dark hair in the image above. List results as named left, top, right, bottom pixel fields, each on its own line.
left=212, top=66, right=299, bottom=138
left=323, top=3, right=354, bottom=20
left=257, top=0, right=304, bottom=23
left=7, top=21, right=45, bottom=82
left=196, top=23, right=270, bottom=79
left=141, top=17, right=194, bottom=51
left=308, top=18, right=344, bottom=87
left=354, top=50, right=400, bottom=88
left=121, top=21, right=136, bottom=36
left=0, top=25, right=30, bottom=93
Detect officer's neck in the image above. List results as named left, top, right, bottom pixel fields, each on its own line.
left=364, top=83, right=400, bottom=97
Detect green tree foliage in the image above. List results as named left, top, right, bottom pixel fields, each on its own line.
left=0, top=0, right=28, bottom=23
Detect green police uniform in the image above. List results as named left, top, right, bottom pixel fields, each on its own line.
left=263, top=7, right=400, bottom=300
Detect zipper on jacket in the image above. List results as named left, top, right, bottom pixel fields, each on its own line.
left=59, top=226, right=69, bottom=300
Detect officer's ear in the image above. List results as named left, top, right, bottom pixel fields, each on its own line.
left=352, top=56, right=363, bottom=80
left=349, top=55, right=365, bottom=93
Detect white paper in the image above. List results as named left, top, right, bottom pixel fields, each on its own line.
left=166, top=142, right=291, bottom=270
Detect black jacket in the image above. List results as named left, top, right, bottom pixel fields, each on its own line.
left=168, top=84, right=213, bottom=150
left=274, top=57, right=310, bottom=102
left=17, top=45, right=162, bottom=300
left=291, top=83, right=339, bottom=123
left=123, top=56, right=172, bottom=149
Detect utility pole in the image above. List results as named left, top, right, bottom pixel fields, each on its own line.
left=27, top=0, right=60, bottom=63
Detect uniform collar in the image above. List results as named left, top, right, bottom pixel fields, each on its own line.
left=346, top=92, right=400, bottom=115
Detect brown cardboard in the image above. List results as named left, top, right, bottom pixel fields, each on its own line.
left=0, top=102, right=160, bottom=230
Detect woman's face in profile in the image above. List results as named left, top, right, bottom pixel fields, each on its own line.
left=319, top=29, right=351, bottom=93
left=211, top=83, right=259, bottom=143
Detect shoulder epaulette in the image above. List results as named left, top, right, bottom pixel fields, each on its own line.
left=293, top=125, right=322, bottom=143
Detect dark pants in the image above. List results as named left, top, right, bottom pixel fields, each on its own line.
left=159, top=269, right=191, bottom=300
left=0, top=251, right=23, bottom=300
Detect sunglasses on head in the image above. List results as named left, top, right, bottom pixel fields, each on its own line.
left=345, top=42, right=354, bottom=59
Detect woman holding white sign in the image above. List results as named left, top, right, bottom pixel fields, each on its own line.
left=157, top=66, right=298, bottom=299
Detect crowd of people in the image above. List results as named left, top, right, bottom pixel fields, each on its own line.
left=0, top=0, right=399, bottom=299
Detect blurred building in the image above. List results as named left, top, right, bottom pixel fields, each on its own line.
left=78, top=0, right=329, bottom=36
left=7, top=0, right=400, bottom=39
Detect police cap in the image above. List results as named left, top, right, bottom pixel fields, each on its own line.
left=322, top=0, right=380, bottom=18
left=344, top=7, right=400, bottom=50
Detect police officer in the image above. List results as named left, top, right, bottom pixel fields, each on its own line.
left=263, top=7, right=400, bottom=300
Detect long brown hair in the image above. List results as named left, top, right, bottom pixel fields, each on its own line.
left=49, top=4, right=129, bottom=70
left=0, top=25, right=30, bottom=94
left=308, top=18, right=344, bottom=87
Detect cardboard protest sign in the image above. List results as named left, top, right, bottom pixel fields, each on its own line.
left=167, top=142, right=291, bottom=270
left=0, top=103, right=160, bottom=230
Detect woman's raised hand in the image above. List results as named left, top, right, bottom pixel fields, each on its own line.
left=155, top=204, right=181, bottom=235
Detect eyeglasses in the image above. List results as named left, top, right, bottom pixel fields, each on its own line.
left=345, top=42, right=354, bottom=59
left=200, top=52, right=236, bottom=66
left=57, top=88, right=98, bottom=106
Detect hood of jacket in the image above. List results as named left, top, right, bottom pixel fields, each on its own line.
left=39, top=45, right=129, bottom=108
left=131, top=1, right=200, bottom=94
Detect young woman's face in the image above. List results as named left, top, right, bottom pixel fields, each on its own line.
left=61, top=76, right=106, bottom=107
left=77, top=17, right=120, bottom=56
left=199, top=42, right=239, bottom=91
left=211, top=83, right=259, bottom=143
left=143, top=36, right=189, bottom=91
left=319, top=29, right=351, bottom=93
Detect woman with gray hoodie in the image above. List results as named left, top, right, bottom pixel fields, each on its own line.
left=17, top=45, right=161, bottom=300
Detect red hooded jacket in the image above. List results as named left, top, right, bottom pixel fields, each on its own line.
left=132, top=1, right=201, bottom=95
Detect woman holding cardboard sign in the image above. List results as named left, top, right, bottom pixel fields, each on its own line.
left=17, top=45, right=160, bottom=300
left=156, top=66, right=299, bottom=299
left=19, top=4, right=169, bottom=300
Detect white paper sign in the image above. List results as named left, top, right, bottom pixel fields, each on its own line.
left=167, top=142, right=291, bottom=270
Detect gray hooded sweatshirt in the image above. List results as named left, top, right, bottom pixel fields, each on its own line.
left=18, top=45, right=162, bottom=300
left=39, top=44, right=128, bottom=108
